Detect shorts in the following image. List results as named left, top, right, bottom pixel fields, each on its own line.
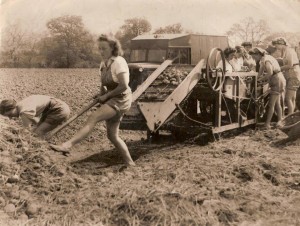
left=40, top=98, right=70, bottom=125
left=105, top=91, right=132, bottom=123
left=269, top=72, right=286, bottom=95
left=286, top=77, right=300, bottom=91
left=284, top=67, right=300, bottom=91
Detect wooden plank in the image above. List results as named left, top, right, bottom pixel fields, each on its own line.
left=138, top=59, right=205, bottom=132
left=137, top=102, right=162, bottom=131
left=132, top=59, right=173, bottom=102
left=212, top=119, right=256, bottom=134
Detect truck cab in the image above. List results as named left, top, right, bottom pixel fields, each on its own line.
left=128, top=33, right=229, bottom=91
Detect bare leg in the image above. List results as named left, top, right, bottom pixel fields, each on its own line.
left=265, top=94, right=278, bottom=128
left=51, top=104, right=116, bottom=152
left=106, top=118, right=135, bottom=166
left=274, top=95, right=283, bottom=122
left=285, top=89, right=296, bottom=115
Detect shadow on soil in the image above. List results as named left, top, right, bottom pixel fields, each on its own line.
left=70, top=133, right=179, bottom=171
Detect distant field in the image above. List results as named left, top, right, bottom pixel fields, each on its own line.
left=0, top=68, right=105, bottom=142
left=0, top=68, right=99, bottom=110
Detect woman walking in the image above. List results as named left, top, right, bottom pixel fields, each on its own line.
left=50, top=35, right=135, bottom=166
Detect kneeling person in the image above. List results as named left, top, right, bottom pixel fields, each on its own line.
left=0, top=95, right=70, bottom=137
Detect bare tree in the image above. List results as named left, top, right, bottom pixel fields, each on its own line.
left=115, top=18, right=152, bottom=49
left=115, top=17, right=152, bottom=60
left=226, top=17, right=270, bottom=46
left=153, top=23, right=184, bottom=34
left=20, top=32, right=42, bottom=67
left=0, top=22, right=26, bottom=67
left=45, top=15, right=94, bottom=68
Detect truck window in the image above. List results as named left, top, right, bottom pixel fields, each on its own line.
left=168, top=48, right=191, bottom=64
left=130, top=49, right=147, bottom=62
left=148, top=49, right=167, bottom=63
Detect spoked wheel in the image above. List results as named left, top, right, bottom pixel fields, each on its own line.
left=206, top=48, right=226, bottom=91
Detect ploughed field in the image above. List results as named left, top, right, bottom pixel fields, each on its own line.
left=0, top=68, right=300, bottom=226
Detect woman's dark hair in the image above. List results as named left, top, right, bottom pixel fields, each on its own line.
left=98, top=34, right=124, bottom=57
left=0, top=99, right=16, bottom=115
left=224, top=47, right=236, bottom=58
left=235, top=45, right=246, bottom=54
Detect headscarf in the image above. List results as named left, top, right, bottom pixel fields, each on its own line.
left=252, top=47, right=268, bottom=56
left=272, top=37, right=288, bottom=46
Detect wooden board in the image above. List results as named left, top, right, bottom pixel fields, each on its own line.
left=138, top=59, right=205, bottom=132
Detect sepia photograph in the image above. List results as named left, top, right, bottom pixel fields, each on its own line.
left=1, top=0, right=300, bottom=225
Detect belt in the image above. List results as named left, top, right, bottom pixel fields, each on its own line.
left=107, top=90, right=132, bottom=98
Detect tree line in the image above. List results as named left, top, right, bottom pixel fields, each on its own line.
left=1, top=15, right=299, bottom=68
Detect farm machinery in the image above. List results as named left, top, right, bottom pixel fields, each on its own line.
left=47, top=34, right=268, bottom=141
left=120, top=47, right=268, bottom=140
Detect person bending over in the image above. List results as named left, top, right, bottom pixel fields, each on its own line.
left=0, top=95, right=70, bottom=137
left=253, top=47, right=286, bottom=129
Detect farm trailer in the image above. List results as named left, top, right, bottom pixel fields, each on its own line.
left=121, top=48, right=268, bottom=140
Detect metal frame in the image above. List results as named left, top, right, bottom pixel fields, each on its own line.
left=138, top=60, right=205, bottom=132
left=212, top=72, right=258, bottom=133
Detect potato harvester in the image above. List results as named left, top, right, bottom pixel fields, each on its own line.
left=121, top=48, right=269, bottom=140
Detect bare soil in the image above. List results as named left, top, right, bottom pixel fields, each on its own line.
left=0, top=69, right=300, bottom=226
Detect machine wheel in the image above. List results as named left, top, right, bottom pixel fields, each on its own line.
left=206, top=48, right=226, bottom=91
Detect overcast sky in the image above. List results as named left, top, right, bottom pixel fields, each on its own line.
left=1, top=0, right=300, bottom=36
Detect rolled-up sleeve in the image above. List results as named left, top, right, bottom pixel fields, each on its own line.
left=113, top=58, right=129, bottom=75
